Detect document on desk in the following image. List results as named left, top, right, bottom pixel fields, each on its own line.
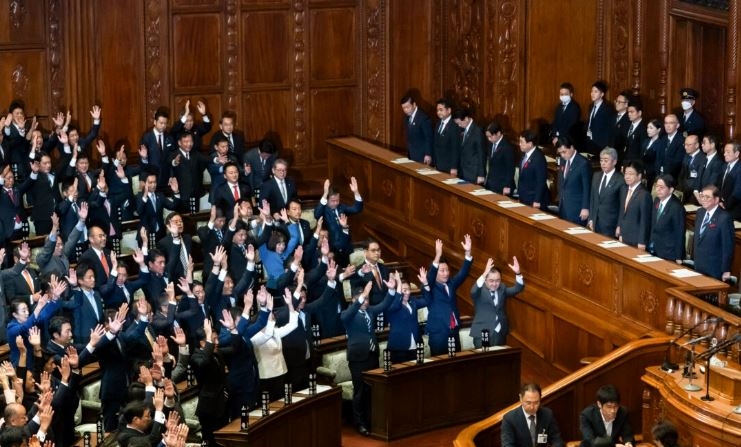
left=249, top=409, right=267, bottom=417
left=670, top=268, right=702, bottom=278
left=391, top=157, right=414, bottom=164
left=469, top=188, right=495, bottom=196
left=633, top=254, right=663, bottom=263
left=416, top=168, right=440, bottom=175
left=598, top=240, right=627, bottom=248
left=529, top=213, right=556, bottom=221
left=295, top=384, right=332, bottom=395
left=564, top=227, right=591, bottom=235
left=442, top=178, right=465, bottom=185
left=497, top=200, right=526, bottom=208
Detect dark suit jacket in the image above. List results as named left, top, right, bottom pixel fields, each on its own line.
left=579, top=404, right=634, bottom=447
left=117, top=421, right=164, bottom=447
left=78, top=247, right=114, bottom=289
left=88, top=188, right=124, bottom=238
left=242, top=146, right=277, bottom=190
left=258, top=176, right=298, bottom=212
left=642, top=137, right=664, bottom=185
left=135, top=191, right=181, bottom=236
left=551, top=100, right=582, bottom=143
left=156, top=234, right=193, bottom=282
left=679, top=110, right=706, bottom=137
left=518, top=148, right=549, bottom=208
left=140, top=129, right=176, bottom=185
left=169, top=149, right=209, bottom=208
left=386, top=294, right=427, bottom=351
left=623, top=120, right=647, bottom=166
left=469, top=279, right=523, bottom=345
left=212, top=182, right=251, bottom=221
left=27, top=172, right=61, bottom=226
left=313, top=199, right=363, bottom=253
left=341, top=292, right=395, bottom=362
left=698, top=153, right=723, bottom=190
left=3, top=263, right=42, bottom=303
left=589, top=171, right=625, bottom=238
left=190, top=340, right=228, bottom=417
left=558, top=153, right=592, bottom=225
left=719, top=162, right=741, bottom=220
left=693, top=207, right=734, bottom=280
left=458, top=122, right=485, bottom=183
left=585, top=102, right=616, bottom=154
left=501, top=405, right=564, bottom=447
left=209, top=130, right=247, bottom=160
left=172, top=117, right=212, bottom=152
left=425, top=259, right=472, bottom=342
left=617, top=184, right=653, bottom=247
left=678, top=151, right=707, bottom=203
left=0, top=178, right=32, bottom=241
left=649, top=195, right=685, bottom=261
left=659, top=133, right=685, bottom=179
left=613, top=112, right=631, bottom=157
left=61, top=289, right=106, bottom=345
left=485, top=138, right=516, bottom=194
left=432, top=119, right=461, bottom=173
left=405, top=108, right=433, bottom=163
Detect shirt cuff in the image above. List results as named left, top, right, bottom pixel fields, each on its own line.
left=154, top=410, right=166, bottom=424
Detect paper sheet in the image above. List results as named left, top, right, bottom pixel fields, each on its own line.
left=529, top=213, right=556, bottom=221
left=391, top=157, right=414, bottom=164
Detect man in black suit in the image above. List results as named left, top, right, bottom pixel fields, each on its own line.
left=517, top=130, right=549, bottom=209
left=501, top=383, right=564, bottom=447
left=432, top=98, right=460, bottom=175
left=350, top=239, right=389, bottom=306
left=171, top=99, right=212, bottom=152
left=649, top=175, right=685, bottom=263
left=242, top=138, right=277, bottom=192
left=78, top=225, right=114, bottom=289
left=211, top=161, right=251, bottom=221
left=143, top=248, right=169, bottom=307
left=585, top=80, right=616, bottom=156
left=696, top=134, right=723, bottom=196
left=623, top=100, right=647, bottom=166
left=400, top=94, right=433, bottom=164
left=27, top=153, right=61, bottom=235
left=88, top=170, right=124, bottom=251
left=589, top=148, right=625, bottom=238
left=579, top=385, right=635, bottom=447
left=453, top=108, right=486, bottom=184
left=659, top=114, right=685, bottom=180
left=140, top=106, right=175, bottom=188
left=484, top=122, right=516, bottom=196
left=694, top=185, right=734, bottom=281
left=258, top=158, right=297, bottom=214
left=117, top=398, right=166, bottom=447
left=550, top=82, right=582, bottom=147
left=135, top=172, right=181, bottom=241
left=341, top=280, right=396, bottom=436
left=190, top=318, right=228, bottom=447
left=63, top=151, right=98, bottom=203
left=556, top=136, right=591, bottom=225
left=0, top=165, right=32, bottom=245
left=677, top=135, right=706, bottom=204
left=313, top=176, right=363, bottom=263
left=101, top=249, right=150, bottom=309
left=169, top=131, right=209, bottom=213
left=197, top=206, right=229, bottom=278
left=469, top=257, right=523, bottom=347
left=719, top=141, right=741, bottom=220
left=59, top=105, right=102, bottom=157
left=678, top=87, right=706, bottom=138
left=156, top=212, right=193, bottom=282
left=612, top=91, right=631, bottom=159
left=616, top=160, right=653, bottom=249
left=3, top=244, right=42, bottom=304
left=208, top=110, right=247, bottom=160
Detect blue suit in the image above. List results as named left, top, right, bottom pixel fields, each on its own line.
left=557, top=153, right=591, bottom=225
left=425, top=258, right=472, bottom=356
left=313, top=198, right=363, bottom=262
left=386, top=292, right=428, bottom=362
left=405, top=108, right=433, bottom=163
left=62, top=289, right=106, bottom=345
left=649, top=195, right=685, bottom=261
left=140, top=129, right=176, bottom=187
left=517, top=148, right=549, bottom=208
left=693, top=207, right=734, bottom=280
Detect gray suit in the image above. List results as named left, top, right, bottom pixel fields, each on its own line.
left=589, top=171, right=625, bottom=238
left=469, top=278, right=524, bottom=347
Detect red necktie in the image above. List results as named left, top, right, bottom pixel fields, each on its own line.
left=100, top=252, right=110, bottom=277
left=233, top=185, right=240, bottom=201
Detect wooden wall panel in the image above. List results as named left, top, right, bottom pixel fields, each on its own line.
left=366, top=163, right=410, bottom=220
left=409, top=181, right=457, bottom=242
left=0, top=51, right=49, bottom=119
left=458, top=203, right=502, bottom=257
left=638, top=0, right=666, bottom=118
left=0, top=0, right=46, bottom=43
left=173, top=93, right=222, bottom=150
left=506, top=224, right=556, bottom=285
left=242, top=90, right=291, bottom=152
left=620, top=268, right=664, bottom=329
left=559, top=244, right=615, bottom=310
left=173, top=0, right=220, bottom=7
left=309, top=88, right=357, bottom=162
left=309, top=8, right=357, bottom=83
left=509, top=298, right=547, bottom=358
left=241, top=11, right=290, bottom=86
left=172, top=14, right=222, bottom=90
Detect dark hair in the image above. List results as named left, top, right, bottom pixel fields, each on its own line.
left=556, top=135, right=574, bottom=149
left=519, top=382, right=542, bottom=397
left=0, top=426, right=27, bottom=447
left=154, top=107, right=169, bottom=121
left=726, top=140, right=741, bottom=154
left=9, top=300, right=28, bottom=316
left=147, top=248, right=166, bottom=265
left=165, top=212, right=182, bottom=226
left=651, top=420, right=679, bottom=447
left=213, top=135, right=229, bottom=146
left=400, top=95, right=415, bottom=105
left=121, top=400, right=150, bottom=424
left=362, top=238, right=379, bottom=250
left=178, top=130, right=193, bottom=142
left=702, top=184, right=720, bottom=198
left=628, top=96, right=643, bottom=112
left=267, top=230, right=287, bottom=251
left=596, top=384, right=620, bottom=404
left=648, top=118, right=663, bottom=132
left=62, top=177, right=77, bottom=192
left=220, top=110, right=237, bottom=122
left=49, top=315, right=71, bottom=340
left=559, top=82, right=574, bottom=93
left=76, top=262, right=94, bottom=281
left=8, top=100, right=24, bottom=113
left=656, top=174, right=676, bottom=189
left=592, top=80, right=608, bottom=94
left=223, top=161, right=239, bottom=173
left=436, top=98, right=454, bottom=109
left=520, top=129, right=537, bottom=144
left=452, top=108, right=471, bottom=121
left=486, top=122, right=504, bottom=135
left=259, top=138, right=276, bottom=154
left=704, top=134, right=720, bottom=148
left=623, top=159, right=645, bottom=176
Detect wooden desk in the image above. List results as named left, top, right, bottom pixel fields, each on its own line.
left=213, top=386, right=342, bottom=447
left=642, top=365, right=741, bottom=446
left=363, top=347, right=521, bottom=441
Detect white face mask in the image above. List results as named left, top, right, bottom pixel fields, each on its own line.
left=681, top=100, right=692, bottom=111
left=559, top=95, right=571, bottom=104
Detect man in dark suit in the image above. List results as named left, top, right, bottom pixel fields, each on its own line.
left=78, top=225, right=114, bottom=289
left=584, top=80, right=616, bottom=156
left=117, top=399, right=166, bottom=447
left=589, top=148, right=625, bottom=238
left=88, top=172, right=124, bottom=251
left=208, top=110, right=247, bottom=160
left=677, top=135, right=706, bottom=204
left=400, top=95, right=433, bottom=164
left=140, top=106, right=175, bottom=188
left=211, top=161, right=251, bottom=221
left=0, top=165, right=32, bottom=245
left=27, top=153, right=62, bottom=235
left=697, top=134, right=723, bottom=195
left=649, top=175, right=686, bottom=262
left=719, top=141, right=741, bottom=220
left=579, top=385, right=635, bottom=447
left=432, top=98, right=460, bottom=175
left=135, top=172, right=182, bottom=241
left=659, top=114, right=685, bottom=180
left=3, top=244, right=42, bottom=304
left=242, top=138, right=277, bottom=192
left=623, top=100, right=648, bottom=166
left=143, top=248, right=169, bottom=307
left=469, top=257, right=523, bottom=348
left=425, top=235, right=473, bottom=356
left=612, top=91, right=631, bottom=158
left=313, top=177, right=363, bottom=264
left=678, top=87, right=706, bottom=138
left=198, top=207, right=229, bottom=278
left=171, top=99, right=212, bottom=152
left=453, top=108, right=486, bottom=184
left=169, top=131, right=209, bottom=213
left=550, top=82, right=582, bottom=147
left=350, top=239, right=390, bottom=307
left=99, top=143, right=141, bottom=221
left=62, top=152, right=98, bottom=202
left=156, top=212, right=193, bottom=282
left=341, top=280, right=396, bottom=436
left=556, top=136, right=591, bottom=225
left=101, top=250, right=150, bottom=309
left=484, top=122, right=516, bottom=195
left=501, top=383, right=564, bottom=447
left=58, top=105, right=102, bottom=157
left=517, top=130, right=549, bottom=209
left=258, top=158, right=297, bottom=214
left=61, top=264, right=106, bottom=345
left=190, top=318, right=228, bottom=447
left=694, top=185, right=734, bottom=281
left=616, top=160, right=653, bottom=249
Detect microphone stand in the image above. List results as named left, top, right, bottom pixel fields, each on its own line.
left=696, top=334, right=741, bottom=403
left=701, top=355, right=714, bottom=401
left=682, top=344, right=701, bottom=391
left=662, top=317, right=722, bottom=372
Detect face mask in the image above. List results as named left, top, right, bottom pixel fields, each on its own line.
left=559, top=95, right=571, bottom=104
left=681, top=100, right=692, bottom=111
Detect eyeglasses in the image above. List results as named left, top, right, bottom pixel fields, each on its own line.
left=698, top=194, right=715, bottom=200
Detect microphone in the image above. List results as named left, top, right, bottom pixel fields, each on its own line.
left=680, top=334, right=713, bottom=347
left=661, top=316, right=724, bottom=372
left=698, top=333, right=741, bottom=360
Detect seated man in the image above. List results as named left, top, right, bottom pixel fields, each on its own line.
left=651, top=420, right=679, bottom=447
left=579, top=384, right=635, bottom=447
left=502, top=383, right=564, bottom=447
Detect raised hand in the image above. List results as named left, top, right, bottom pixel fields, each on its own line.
left=326, top=259, right=337, bottom=281
left=58, top=356, right=71, bottom=382
left=362, top=280, right=373, bottom=297
left=196, top=100, right=207, bottom=115
left=78, top=201, right=89, bottom=221
left=293, top=245, right=303, bottom=264
left=133, top=248, right=145, bottom=265
left=153, top=387, right=165, bottom=411
left=28, top=326, right=41, bottom=348
left=485, top=257, right=495, bottom=274
left=435, top=239, right=443, bottom=258
left=220, top=308, right=236, bottom=331
left=65, top=267, right=78, bottom=287
left=245, top=244, right=255, bottom=262
left=138, top=364, right=153, bottom=386
left=90, top=105, right=102, bottom=120
left=203, top=318, right=213, bottom=341
left=177, top=277, right=191, bottom=295
left=461, top=234, right=472, bottom=252
left=96, top=140, right=106, bottom=157
left=88, top=324, right=106, bottom=347
left=284, top=288, right=294, bottom=311
left=170, top=326, right=187, bottom=346
left=338, top=213, right=348, bottom=228
left=418, top=266, right=428, bottom=285
left=322, top=179, right=330, bottom=197
left=65, top=345, right=79, bottom=369
left=349, top=176, right=359, bottom=193
left=169, top=177, right=179, bottom=193
left=183, top=99, right=191, bottom=116
left=243, top=289, right=254, bottom=310
left=165, top=406, right=179, bottom=430
left=208, top=244, right=225, bottom=266
left=139, top=144, right=148, bottom=160
left=383, top=272, right=396, bottom=290
left=508, top=256, right=520, bottom=274
left=342, top=263, right=356, bottom=279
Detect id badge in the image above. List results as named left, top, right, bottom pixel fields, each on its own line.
left=690, top=170, right=698, bottom=178
left=586, top=130, right=593, bottom=139
left=537, top=433, right=548, bottom=444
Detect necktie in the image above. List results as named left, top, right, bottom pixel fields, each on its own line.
left=200, top=304, right=207, bottom=318
left=232, top=185, right=240, bottom=201
left=22, top=270, right=34, bottom=293
left=150, top=193, right=157, bottom=211
left=491, top=290, right=498, bottom=307
left=628, top=124, right=635, bottom=137
left=700, top=211, right=711, bottom=236
left=216, top=229, right=223, bottom=243
left=85, top=175, right=91, bottom=192
left=657, top=201, right=665, bottom=219
left=179, top=242, right=188, bottom=276
left=88, top=291, right=100, bottom=321
left=100, top=252, right=110, bottom=277
left=371, top=264, right=382, bottom=288
left=624, top=187, right=634, bottom=211
left=529, top=415, right=537, bottom=446
left=438, top=120, right=444, bottom=134
left=688, top=155, right=694, bottom=167
left=362, top=310, right=375, bottom=351
left=104, top=200, right=115, bottom=236
left=521, top=155, right=528, bottom=169
left=120, top=284, right=131, bottom=303
left=599, top=174, right=607, bottom=194
left=588, top=105, right=597, bottom=129
left=158, top=134, right=163, bottom=151
left=462, top=128, right=468, bottom=144
left=279, top=180, right=287, bottom=203
left=184, top=152, right=189, bottom=160
left=563, top=158, right=570, bottom=178
left=723, top=164, right=732, bottom=185
left=491, top=143, right=498, bottom=158
left=228, top=135, right=234, bottom=153
left=7, top=190, right=19, bottom=224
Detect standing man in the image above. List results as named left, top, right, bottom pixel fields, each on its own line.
left=484, top=122, right=516, bottom=196
left=677, top=135, right=706, bottom=204
left=584, top=81, right=615, bottom=156
left=616, top=160, right=653, bottom=250
left=501, top=383, right=564, bottom=447
left=171, top=99, right=212, bottom=152
left=589, top=148, right=625, bottom=238
left=556, top=136, right=591, bottom=225
left=400, top=94, right=433, bottom=164
left=258, top=158, right=297, bottom=214
left=549, top=82, right=581, bottom=147
left=169, top=131, right=209, bottom=213
left=469, top=257, right=523, bottom=348
left=140, top=106, right=175, bottom=188
left=612, top=90, right=631, bottom=161
left=649, top=175, right=686, bottom=263
left=517, top=130, right=549, bottom=209
left=678, top=88, right=706, bottom=138
left=209, top=111, right=246, bottom=160
left=425, top=235, right=473, bottom=356
left=624, top=99, right=647, bottom=166
left=694, top=185, right=734, bottom=281
left=432, top=98, right=460, bottom=175
left=719, top=141, right=741, bottom=220
left=453, top=108, right=485, bottom=184
left=695, top=134, right=723, bottom=199
left=659, top=114, right=685, bottom=180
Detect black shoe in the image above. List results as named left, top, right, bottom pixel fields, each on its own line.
left=357, top=425, right=370, bottom=436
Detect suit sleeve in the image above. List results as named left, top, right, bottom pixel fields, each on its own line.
left=500, top=411, right=518, bottom=447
